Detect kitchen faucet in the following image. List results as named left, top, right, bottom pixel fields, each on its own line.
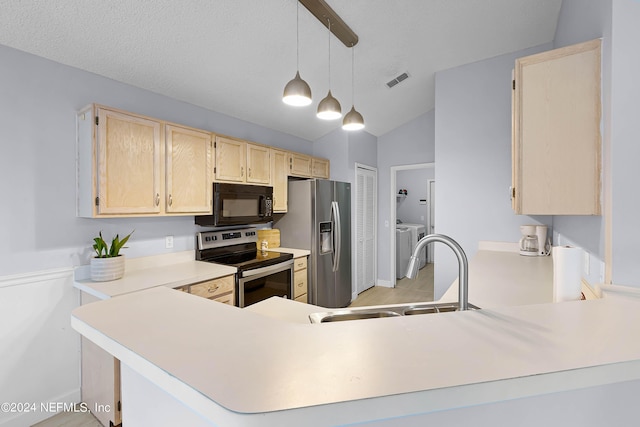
left=405, top=234, right=469, bottom=311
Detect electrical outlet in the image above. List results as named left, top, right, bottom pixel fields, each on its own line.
left=165, top=235, right=174, bottom=249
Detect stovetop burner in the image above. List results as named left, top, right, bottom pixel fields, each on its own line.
left=196, top=227, right=292, bottom=272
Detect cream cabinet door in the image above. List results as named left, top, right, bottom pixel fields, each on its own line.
left=214, top=136, right=246, bottom=182
left=512, top=39, right=601, bottom=215
left=165, top=124, right=212, bottom=214
left=96, top=108, right=161, bottom=215
left=289, top=152, right=312, bottom=177
left=311, top=157, right=330, bottom=179
left=270, top=148, right=288, bottom=212
left=246, top=143, right=271, bottom=184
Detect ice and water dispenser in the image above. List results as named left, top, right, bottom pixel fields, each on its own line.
left=319, top=221, right=333, bottom=254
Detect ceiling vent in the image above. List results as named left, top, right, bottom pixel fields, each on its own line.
left=386, top=72, right=410, bottom=89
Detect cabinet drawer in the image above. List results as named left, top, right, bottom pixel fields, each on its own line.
left=293, top=269, right=307, bottom=299
left=190, top=275, right=234, bottom=299
left=294, top=257, right=307, bottom=271
left=212, top=293, right=234, bottom=305
left=294, top=293, right=308, bottom=304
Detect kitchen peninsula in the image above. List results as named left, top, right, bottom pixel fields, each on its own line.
left=72, top=249, right=640, bottom=426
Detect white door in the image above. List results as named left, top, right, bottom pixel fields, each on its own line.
left=356, top=165, right=377, bottom=294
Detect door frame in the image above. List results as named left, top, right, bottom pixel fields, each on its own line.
left=427, top=178, right=435, bottom=263
left=354, top=163, right=378, bottom=300
left=390, top=162, right=435, bottom=285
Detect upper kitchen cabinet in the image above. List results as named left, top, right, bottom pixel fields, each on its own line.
left=270, top=148, right=288, bottom=212
left=77, top=105, right=162, bottom=217
left=214, top=136, right=245, bottom=182
left=287, top=153, right=330, bottom=179
left=77, top=105, right=213, bottom=217
left=165, top=124, right=213, bottom=214
left=311, top=157, right=330, bottom=179
left=214, top=136, right=271, bottom=185
left=246, top=143, right=270, bottom=184
left=512, top=39, right=601, bottom=215
left=288, top=152, right=312, bottom=178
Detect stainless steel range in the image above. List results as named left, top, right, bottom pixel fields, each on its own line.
left=196, top=228, right=293, bottom=307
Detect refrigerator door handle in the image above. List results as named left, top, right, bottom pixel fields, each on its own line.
left=331, top=201, right=341, bottom=273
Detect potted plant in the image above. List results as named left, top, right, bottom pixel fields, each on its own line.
left=90, top=231, right=133, bottom=281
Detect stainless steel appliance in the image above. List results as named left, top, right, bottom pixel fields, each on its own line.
left=195, top=183, right=273, bottom=227
left=274, top=179, right=351, bottom=308
left=196, top=227, right=293, bottom=307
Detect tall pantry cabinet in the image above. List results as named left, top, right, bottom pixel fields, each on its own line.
left=512, top=39, right=601, bottom=215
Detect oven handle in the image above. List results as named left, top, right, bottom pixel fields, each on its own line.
left=240, top=259, right=294, bottom=279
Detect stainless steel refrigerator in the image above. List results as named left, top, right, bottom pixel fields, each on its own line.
left=274, top=179, right=352, bottom=308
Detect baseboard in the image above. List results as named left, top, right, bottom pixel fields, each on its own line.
left=0, top=388, right=81, bottom=427
left=377, top=279, right=393, bottom=288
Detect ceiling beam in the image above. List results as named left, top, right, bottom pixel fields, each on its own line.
left=298, top=0, right=359, bottom=47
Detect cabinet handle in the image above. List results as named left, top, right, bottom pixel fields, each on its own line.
left=155, top=193, right=160, bottom=206
left=248, top=167, right=252, bottom=177
left=168, top=194, right=173, bottom=206
left=241, top=166, right=244, bottom=177
left=208, top=285, right=220, bottom=293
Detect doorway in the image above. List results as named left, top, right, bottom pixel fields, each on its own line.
left=390, top=163, right=435, bottom=284
left=355, top=164, right=377, bottom=296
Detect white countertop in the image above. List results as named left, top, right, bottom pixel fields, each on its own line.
left=72, top=248, right=640, bottom=425
left=269, top=247, right=310, bottom=258
left=74, top=251, right=236, bottom=300
left=440, top=249, right=554, bottom=308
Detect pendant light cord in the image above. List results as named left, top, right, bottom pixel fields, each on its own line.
left=296, top=1, right=300, bottom=69
left=351, top=43, right=355, bottom=105
left=327, top=19, right=332, bottom=89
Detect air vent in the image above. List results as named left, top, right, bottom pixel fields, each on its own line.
left=386, top=72, right=410, bottom=88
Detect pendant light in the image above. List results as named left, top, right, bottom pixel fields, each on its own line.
left=283, top=1, right=312, bottom=106
left=317, top=19, right=342, bottom=120
left=342, top=44, right=365, bottom=130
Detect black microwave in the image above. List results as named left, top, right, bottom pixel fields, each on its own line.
left=195, top=183, right=273, bottom=227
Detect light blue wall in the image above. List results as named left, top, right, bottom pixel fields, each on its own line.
left=396, top=168, right=435, bottom=226
left=377, top=111, right=435, bottom=284
left=609, top=0, right=640, bottom=285
left=433, top=44, right=553, bottom=298
left=550, top=0, right=612, bottom=284
left=0, top=44, right=314, bottom=277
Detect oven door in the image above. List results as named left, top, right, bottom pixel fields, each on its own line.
left=237, top=259, right=293, bottom=308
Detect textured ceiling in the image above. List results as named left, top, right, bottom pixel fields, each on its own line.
left=0, top=0, right=562, bottom=141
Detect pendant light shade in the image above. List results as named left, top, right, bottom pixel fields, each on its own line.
left=283, top=71, right=312, bottom=106
left=317, top=19, right=342, bottom=120
left=283, top=1, right=312, bottom=107
left=343, top=44, right=364, bottom=131
left=317, top=91, right=342, bottom=120
left=342, top=105, right=365, bottom=130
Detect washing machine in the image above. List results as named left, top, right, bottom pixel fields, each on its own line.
left=400, top=223, right=427, bottom=269
left=395, top=227, right=412, bottom=279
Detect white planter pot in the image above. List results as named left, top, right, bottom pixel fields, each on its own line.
left=91, top=255, right=125, bottom=281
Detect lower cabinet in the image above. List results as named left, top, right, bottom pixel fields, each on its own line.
left=184, top=275, right=235, bottom=305
left=80, top=275, right=235, bottom=426
left=80, top=293, right=122, bottom=427
left=293, top=256, right=308, bottom=303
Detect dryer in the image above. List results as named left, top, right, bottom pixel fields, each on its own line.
left=399, top=223, right=427, bottom=269
left=395, top=227, right=412, bottom=279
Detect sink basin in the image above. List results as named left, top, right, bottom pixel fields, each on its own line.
left=317, top=310, right=401, bottom=323
left=309, top=302, right=479, bottom=324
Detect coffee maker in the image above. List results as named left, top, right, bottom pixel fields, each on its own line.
left=519, top=225, right=539, bottom=256
left=519, top=225, right=550, bottom=256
